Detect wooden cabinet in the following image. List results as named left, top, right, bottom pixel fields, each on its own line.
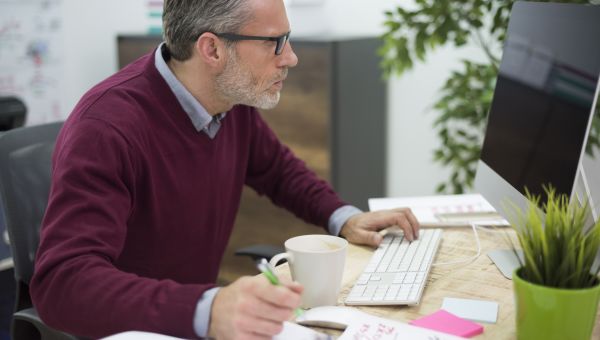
left=117, top=35, right=387, bottom=283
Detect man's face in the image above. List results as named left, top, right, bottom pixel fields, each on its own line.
left=214, top=0, right=298, bottom=110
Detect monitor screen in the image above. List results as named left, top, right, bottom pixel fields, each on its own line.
left=475, top=2, right=600, bottom=218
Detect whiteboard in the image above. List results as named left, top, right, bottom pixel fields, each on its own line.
left=0, top=0, right=64, bottom=126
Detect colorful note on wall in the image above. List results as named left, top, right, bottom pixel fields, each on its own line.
left=147, top=0, right=163, bottom=35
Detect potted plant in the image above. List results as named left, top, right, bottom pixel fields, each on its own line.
left=507, top=188, right=600, bottom=340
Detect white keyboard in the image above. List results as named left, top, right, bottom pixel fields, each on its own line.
left=345, top=228, right=443, bottom=305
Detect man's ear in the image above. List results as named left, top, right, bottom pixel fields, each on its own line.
left=195, top=32, right=227, bottom=68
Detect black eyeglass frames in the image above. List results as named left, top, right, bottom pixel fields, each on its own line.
left=213, top=31, right=291, bottom=55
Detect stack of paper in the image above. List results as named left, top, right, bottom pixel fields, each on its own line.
left=369, top=194, right=509, bottom=227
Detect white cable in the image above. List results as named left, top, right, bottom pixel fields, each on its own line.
left=473, top=224, right=503, bottom=233
left=431, top=223, right=482, bottom=266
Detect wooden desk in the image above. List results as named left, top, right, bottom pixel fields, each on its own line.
left=277, top=228, right=600, bottom=339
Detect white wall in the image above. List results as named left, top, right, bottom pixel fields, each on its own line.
left=387, top=44, right=488, bottom=197
left=287, top=0, right=392, bottom=37
left=54, top=0, right=486, bottom=198
left=60, top=0, right=148, bottom=114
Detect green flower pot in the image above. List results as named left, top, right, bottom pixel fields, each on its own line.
left=513, top=268, right=600, bottom=340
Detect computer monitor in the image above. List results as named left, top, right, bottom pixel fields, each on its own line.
left=474, top=1, right=600, bottom=225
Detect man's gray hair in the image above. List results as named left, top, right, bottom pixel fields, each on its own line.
left=162, top=0, right=252, bottom=61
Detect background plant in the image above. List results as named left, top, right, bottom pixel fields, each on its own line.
left=507, top=188, right=600, bottom=288
left=380, top=0, right=600, bottom=194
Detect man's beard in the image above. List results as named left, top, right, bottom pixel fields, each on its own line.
left=215, top=48, right=286, bottom=110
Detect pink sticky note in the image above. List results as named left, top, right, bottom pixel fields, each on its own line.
left=410, top=309, right=484, bottom=338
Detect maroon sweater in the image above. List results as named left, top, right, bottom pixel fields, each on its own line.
left=30, top=52, right=346, bottom=338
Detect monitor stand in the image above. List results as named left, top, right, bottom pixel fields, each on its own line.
left=487, top=249, right=523, bottom=279
left=489, top=249, right=600, bottom=280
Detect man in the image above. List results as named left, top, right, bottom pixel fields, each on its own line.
left=31, top=0, right=420, bottom=339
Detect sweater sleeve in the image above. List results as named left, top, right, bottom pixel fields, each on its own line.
left=245, top=109, right=347, bottom=228
left=30, top=118, right=208, bottom=339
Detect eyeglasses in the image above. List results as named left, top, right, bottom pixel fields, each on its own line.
left=213, top=31, right=291, bottom=55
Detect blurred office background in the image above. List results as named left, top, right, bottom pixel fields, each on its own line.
left=0, top=1, right=487, bottom=338
left=0, top=0, right=489, bottom=197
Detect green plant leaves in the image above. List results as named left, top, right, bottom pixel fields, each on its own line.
left=431, top=60, right=495, bottom=193
left=507, top=188, right=600, bottom=288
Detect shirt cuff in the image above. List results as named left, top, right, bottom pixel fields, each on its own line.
left=328, top=205, right=363, bottom=236
left=193, top=287, right=220, bottom=338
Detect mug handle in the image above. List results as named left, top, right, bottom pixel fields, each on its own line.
left=269, top=252, right=292, bottom=268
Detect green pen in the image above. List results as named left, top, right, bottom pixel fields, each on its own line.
left=257, top=258, right=304, bottom=317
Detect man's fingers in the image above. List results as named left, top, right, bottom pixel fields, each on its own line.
left=241, top=296, right=296, bottom=322
left=389, top=209, right=419, bottom=240
left=210, top=276, right=301, bottom=339
left=355, top=228, right=382, bottom=247
left=404, top=208, right=421, bottom=237
left=258, top=285, right=301, bottom=309
left=281, top=280, right=304, bottom=294
left=234, top=315, right=284, bottom=337
left=402, top=208, right=420, bottom=238
left=395, top=214, right=412, bottom=241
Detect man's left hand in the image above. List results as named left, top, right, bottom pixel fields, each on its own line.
left=339, top=208, right=420, bottom=247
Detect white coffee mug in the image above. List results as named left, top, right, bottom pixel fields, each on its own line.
left=270, top=234, right=348, bottom=308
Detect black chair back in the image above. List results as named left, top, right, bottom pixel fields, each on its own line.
left=0, top=122, right=79, bottom=340
left=0, top=97, right=26, bottom=131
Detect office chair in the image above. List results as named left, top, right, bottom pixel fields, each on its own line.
left=0, top=121, right=80, bottom=340
left=0, top=97, right=26, bottom=131
left=0, top=95, right=27, bottom=265
left=234, top=244, right=285, bottom=263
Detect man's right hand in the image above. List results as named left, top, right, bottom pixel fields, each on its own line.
left=208, top=275, right=303, bottom=340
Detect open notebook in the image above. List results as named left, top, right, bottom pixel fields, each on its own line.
left=101, top=322, right=332, bottom=340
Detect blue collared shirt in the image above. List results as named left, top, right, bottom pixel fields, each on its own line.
left=154, top=43, right=362, bottom=337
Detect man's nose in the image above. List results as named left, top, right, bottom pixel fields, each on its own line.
left=278, top=41, right=298, bottom=68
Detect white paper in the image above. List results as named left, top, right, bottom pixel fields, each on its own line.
left=101, top=331, right=183, bottom=339
left=273, top=321, right=332, bottom=340
left=101, top=322, right=332, bottom=340
left=338, top=314, right=465, bottom=340
left=442, top=297, right=499, bottom=324
left=369, top=194, right=509, bottom=227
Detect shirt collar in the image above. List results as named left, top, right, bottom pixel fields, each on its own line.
left=154, top=43, right=227, bottom=132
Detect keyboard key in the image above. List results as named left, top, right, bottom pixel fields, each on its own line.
left=386, top=285, right=400, bottom=299
left=408, top=287, right=420, bottom=301
left=393, top=273, right=406, bottom=284
left=404, top=272, right=417, bottom=284
left=347, top=296, right=374, bottom=303
left=389, top=243, right=409, bottom=272
left=420, top=243, right=437, bottom=271
left=349, top=285, right=366, bottom=297
left=375, top=285, right=389, bottom=294
left=397, top=289, right=409, bottom=301
left=398, top=242, right=419, bottom=271
left=390, top=284, right=401, bottom=292
left=364, top=286, right=377, bottom=297
left=357, top=274, right=371, bottom=284
left=409, top=237, right=431, bottom=272
left=377, top=242, right=399, bottom=272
